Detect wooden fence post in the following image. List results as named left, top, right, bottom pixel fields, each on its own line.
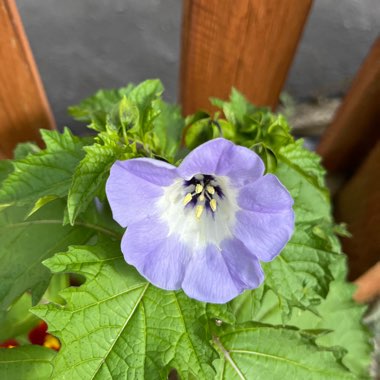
left=317, top=37, right=380, bottom=173
left=318, top=37, right=380, bottom=283
left=179, top=0, right=313, bottom=115
left=0, top=0, right=55, bottom=158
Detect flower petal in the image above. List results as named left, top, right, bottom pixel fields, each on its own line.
left=182, top=244, right=242, bottom=303
left=178, top=138, right=264, bottom=186
left=234, top=209, right=295, bottom=262
left=220, top=239, right=264, bottom=289
left=106, top=158, right=177, bottom=227
left=121, top=215, right=191, bottom=290
left=238, top=174, right=294, bottom=213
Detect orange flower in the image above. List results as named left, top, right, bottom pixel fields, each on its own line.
left=28, top=321, right=60, bottom=351
left=0, top=339, right=19, bottom=348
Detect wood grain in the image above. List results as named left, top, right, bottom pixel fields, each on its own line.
left=317, top=37, right=380, bottom=173
left=0, top=0, right=55, bottom=158
left=179, top=0, right=312, bottom=115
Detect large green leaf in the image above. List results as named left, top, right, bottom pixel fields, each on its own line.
left=288, top=281, right=372, bottom=379
left=212, top=323, right=355, bottom=379
left=239, top=273, right=372, bottom=378
left=0, top=200, right=94, bottom=312
left=33, top=240, right=219, bottom=379
left=261, top=221, right=342, bottom=318
left=0, top=128, right=86, bottom=210
left=33, top=241, right=359, bottom=380
left=0, top=345, right=55, bottom=380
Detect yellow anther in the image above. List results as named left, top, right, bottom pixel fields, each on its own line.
left=195, top=205, right=204, bottom=219
left=199, top=194, right=205, bottom=202
left=183, top=193, right=193, bottom=206
left=210, top=199, right=217, bottom=212
left=195, top=184, right=203, bottom=194
left=206, top=185, right=215, bottom=195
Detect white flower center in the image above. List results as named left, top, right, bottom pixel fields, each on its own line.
left=156, top=174, right=239, bottom=249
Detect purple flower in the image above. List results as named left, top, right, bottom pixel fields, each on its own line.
left=106, top=138, right=294, bottom=303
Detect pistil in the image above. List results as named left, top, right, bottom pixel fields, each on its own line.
left=183, top=174, right=222, bottom=218
left=195, top=205, right=204, bottom=219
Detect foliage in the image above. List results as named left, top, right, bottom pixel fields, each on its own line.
left=0, top=81, right=371, bottom=379
left=0, top=346, right=55, bottom=379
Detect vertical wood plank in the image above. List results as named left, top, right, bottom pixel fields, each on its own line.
left=179, top=0, right=313, bottom=115
left=317, top=37, right=380, bottom=173
left=0, top=0, right=55, bottom=158
left=335, top=142, right=380, bottom=280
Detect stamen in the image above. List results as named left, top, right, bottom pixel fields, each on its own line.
left=195, top=184, right=203, bottom=194
left=183, top=193, right=193, bottom=206
left=195, top=205, right=204, bottom=219
left=210, top=199, right=217, bottom=212
left=206, top=185, right=215, bottom=195
left=199, top=194, right=205, bottom=202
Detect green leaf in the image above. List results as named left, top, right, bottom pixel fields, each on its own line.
left=0, top=200, right=94, bottom=313
left=0, top=293, right=38, bottom=341
left=254, top=138, right=338, bottom=320
left=128, top=79, right=163, bottom=129
left=259, top=146, right=277, bottom=173
left=261, top=222, right=342, bottom=319
left=211, top=89, right=293, bottom=158
left=68, top=80, right=163, bottom=135
left=0, top=128, right=86, bottom=209
left=220, top=108, right=342, bottom=321
left=243, top=269, right=372, bottom=378
left=119, top=96, right=140, bottom=131
left=27, top=195, right=59, bottom=217
left=288, top=280, right=372, bottom=379
left=152, top=101, right=185, bottom=161
left=33, top=240, right=219, bottom=379
left=277, top=140, right=329, bottom=204
left=68, top=85, right=134, bottom=126
left=211, top=88, right=256, bottom=126
left=230, top=223, right=343, bottom=323
left=212, top=323, right=355, bottom=379
left=13, top=142, right=40, bottom=160
left=185, top=118, right=221, bottom=150
left=229, top=286, right=265, bottom=325
left=67, top=130, right=125, bottom=224
left=0, top=345, right=55, bottom=380
left=0, top=160, right=13, bottom=184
